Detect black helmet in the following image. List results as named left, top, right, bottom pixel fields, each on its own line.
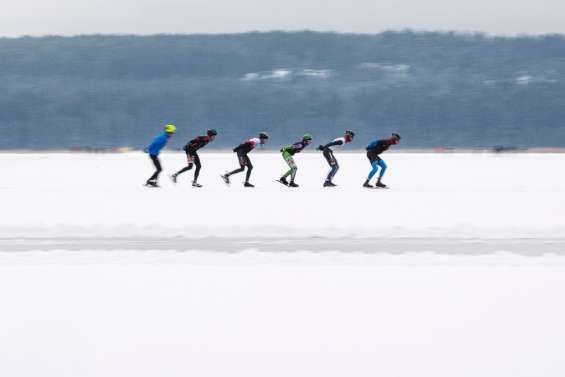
left=207, top=129, right=217, bottom=137
left=345, top=130, right=355, bottom=138
left=259, top=132, right=269, bottom=139
left=392, top=133, right=401, bottom=141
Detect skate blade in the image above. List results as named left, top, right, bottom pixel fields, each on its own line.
left=220, top=175, right=230, bottom=186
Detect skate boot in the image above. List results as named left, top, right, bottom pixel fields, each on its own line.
left=375, top=178, right=387, bottom=188
left=244, top=182, right=255, bottom=188
left=221, top=174, right=230, bottom=185
left=192, top=181, right=203, bottom=188
left=170, top=174, right=177, bottom=184
left=363, top=180, right=373, bottom=188
left=288, top=181, right=299, bottom=188
left=145, top=180, right=159, bottom=188
left=278, top=177, right=289, bottom=186
left=324, top=180, right=336, bottom=187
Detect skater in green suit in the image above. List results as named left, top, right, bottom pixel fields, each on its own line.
left=277, top=133, right=313, bottom=187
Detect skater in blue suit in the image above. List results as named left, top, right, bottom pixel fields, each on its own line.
left=364, top=133, right=401, bottom=188
left=144, top=124, right=176, bottom=187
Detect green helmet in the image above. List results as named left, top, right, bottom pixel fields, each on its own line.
left=303, top=133, right=313, bottom=141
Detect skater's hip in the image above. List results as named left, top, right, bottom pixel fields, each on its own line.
left=367, top=150, right=381, bottom=162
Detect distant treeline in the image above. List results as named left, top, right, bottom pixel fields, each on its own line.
left=1, top=31, right=564, bottom=149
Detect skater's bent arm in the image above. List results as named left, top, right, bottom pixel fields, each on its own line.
left=319, top=140, right=343, bottom=150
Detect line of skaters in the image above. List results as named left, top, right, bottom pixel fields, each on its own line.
left=144, top=124, right=401, bottom=189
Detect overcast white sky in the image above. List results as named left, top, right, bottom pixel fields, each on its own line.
left=1, top=0, right=564, bottom=37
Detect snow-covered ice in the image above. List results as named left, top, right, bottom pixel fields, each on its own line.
left=1, top=152, right=565, bottom=245
left=1, top=152, right=564, bottom=377
left=1, top=251, right=564, bottom=377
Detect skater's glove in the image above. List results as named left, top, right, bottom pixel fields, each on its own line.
left=317, top=145, right=324, bottom=151
left=143, top=148, right=148, bottom=153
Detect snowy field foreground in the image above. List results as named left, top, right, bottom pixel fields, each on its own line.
left=1, top=152, right=565, bottom=376
left=1, top=251, right=564, bottom=377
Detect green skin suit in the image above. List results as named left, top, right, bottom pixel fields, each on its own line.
left=281, top=150, right=298, bottom=180
left=280, top=138, right=311, bottom=181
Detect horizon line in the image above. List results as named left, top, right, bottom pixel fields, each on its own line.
left=1, top=28, right=565, bottom=40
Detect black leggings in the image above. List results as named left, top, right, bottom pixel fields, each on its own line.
left=148, top=155, right=162, bottom=182
left=227, top=153, right=253, bottom=182
left=175, top=152, right=202, bottom=181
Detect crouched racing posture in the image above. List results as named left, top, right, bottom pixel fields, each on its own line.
left=144, top=124, right=176, bottom=187
left=318, top=130, right=355, bottom=187
left=171, top=129, right=217, bottom=187
left=278, top=133, right=313, bottom=187
left=221, top=132, right=269, bottom=187
left=364, top=133, right=401, bottom=189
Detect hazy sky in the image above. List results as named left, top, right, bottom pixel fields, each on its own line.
left=1, top=0, right=564, bottom=37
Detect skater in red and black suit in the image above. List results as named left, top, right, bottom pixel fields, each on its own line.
left=221, top=132, right=269, bottom=187
left=171, top=129, right=217, bottom=187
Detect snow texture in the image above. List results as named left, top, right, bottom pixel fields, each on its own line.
left=1, top=152, right=564, bottom=377
left=1, top=152, right=564, bottom=245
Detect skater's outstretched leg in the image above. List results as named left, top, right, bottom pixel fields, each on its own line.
left=226, top=153, right=247, bottom=177
left=227, top=166, right=244, bottom=176
left=174, top=164, right=193, bottom=177
left=172, top=151, right=198, bottom=183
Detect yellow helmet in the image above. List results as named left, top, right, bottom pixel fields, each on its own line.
left=165, top=124, right=176, bottom=134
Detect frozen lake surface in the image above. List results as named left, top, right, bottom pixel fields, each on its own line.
left=2, top=152, right=565, bottom=243
left=1, top=152, right=564, bottom=376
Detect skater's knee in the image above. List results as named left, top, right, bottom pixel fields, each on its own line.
left=378, top=160, right=387, bottom=171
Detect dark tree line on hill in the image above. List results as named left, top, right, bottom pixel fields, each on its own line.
left=0, top=31, right=564, bottom=149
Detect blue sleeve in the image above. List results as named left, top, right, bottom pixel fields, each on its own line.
left=147, top=133, right=167, bottom=155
